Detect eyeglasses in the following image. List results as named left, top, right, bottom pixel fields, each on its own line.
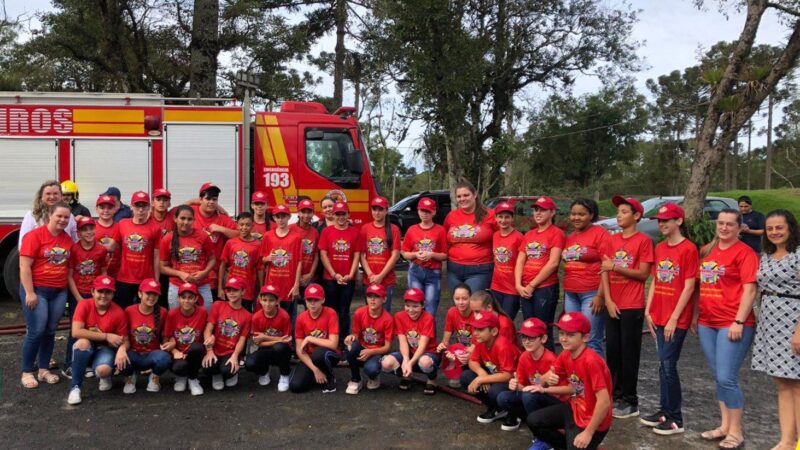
left=520, top=335, right=542, bottom=342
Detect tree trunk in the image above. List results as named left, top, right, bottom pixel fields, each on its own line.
left=765, top=95, right=774, bottom=189
left=723, top=144, right=731, bottom=190
left=333, top=0, right=346, bottom=109
left=747, top=119, right=752, bottom=190
left=189, top=0, right=219, bottom=98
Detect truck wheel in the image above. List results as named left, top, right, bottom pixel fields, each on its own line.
left=3, top=246, right=20, bottom=302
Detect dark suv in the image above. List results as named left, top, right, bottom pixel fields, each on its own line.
left=389, top=190, right=452, bottom=235
left=486, top=196, right=572, bottom=233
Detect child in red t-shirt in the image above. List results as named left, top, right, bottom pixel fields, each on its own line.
left=601, top=196, right=654, bottom=419
left=461, top=311, right=521, bottom=424
left=259, top=204, right=303, bottom=320
left=528, top=312, right=613, bottom=450
left=219, top=211, right=261, bottom=311
left=381, top=288, right=439, bottom=394
left=344, top=284, right=394, bottom=394
left=163, top=282, right=207, bottom=396
left=437, top=283, right=474, bottom=387
left=290, top=283, right=341, bottom=393
left=358, top=196, right=401, bottom=311
left=401, top=196, right=448, bottom=316
left=490, top=202, right=524, bottom=319
left=118, top=278, right=171, bottom=394
left=202, top=277, right=252, bottom=391
left=95, top=195, right=120, bottom=278
left=293, top=199, right=320, bottom=292
left=249, top=191, right=271, bottom=240
left=469, top=290, right=518, bottom=347
left=245, top=284, right=293, bottom=392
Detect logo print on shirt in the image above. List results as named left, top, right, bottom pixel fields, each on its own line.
left=406, top=329, right=421, bottom=348
left=176, top=326, right=198, bottom=345
left=270, top=248, right=291, bottom=268
left=529, top=371, right=543, bottom=386
left=613, top=250, right=633, bottom=269
left=656, top=258, right=680, bottom=283
left=264, top=327, right=282, bottom=337
left=178, top=246, right=199, bottom=263
left=562, top=244, right=585, bottom=262
left=133, top=324, right=154, bottom=345
left=252, top=232, right=263, bottom=240
left=456, top=329, right=472, bottom=346
left=125, top=233, right=146, bottom=252
left=700, top=261, right=725, bottom=284
left=219, top=318, right=240, bottom=338
left=494, top=246, right=512, bottom=264
left=100, top=236, right=112, bottom=245
left=302, top=238, right=314, bottom=255
left=526, top=241, right=546, bottom=259
left=416, top=238, right=435, bottom=253
left=233, top=250, right=250, bottom=268
left=367, top=237, right=386, bottom=255
left=78, top=259, right=96, bottom=275
left=45, top=246, right=69, bottom=264
left=484, top=361, right=498, bottom=374
left=362, top=326, right=379, bottom=345
left=204, top=228, right=220, bottom=244
left=309, top=328, right=326, bottom=339
left=451, top=224, right=477, bottom=239
left=333, top=239, right=350, bottom=253
left=569, top=373, right=585, bottom=397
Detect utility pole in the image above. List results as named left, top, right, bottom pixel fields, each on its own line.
left=235, top=71, right=260, bottom=206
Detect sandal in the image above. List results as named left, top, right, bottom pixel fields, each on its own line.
left=37, top=370, right=60, bottom=384
left=399, top=378, right=411, bottom=390
left=21, top=373, right=39, bottom=389
left=701, top=428, right=727, bottom=441
left=423, top=382, right=437, bottom=395
left=719, top=435, right=744, bottom=450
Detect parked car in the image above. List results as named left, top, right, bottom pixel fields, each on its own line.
left=596, top=196, right=738, bottom=240
left=486, top=195, right=572, bottom=233
left=389, top=190, right=452, bottom=235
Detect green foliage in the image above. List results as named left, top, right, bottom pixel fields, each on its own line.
left=687, top=213, right=717, bottom=247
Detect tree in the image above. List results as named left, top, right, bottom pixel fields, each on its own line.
left=683, top=0, right=800, bottom=221
left=189, top=0, right=219, bottom=97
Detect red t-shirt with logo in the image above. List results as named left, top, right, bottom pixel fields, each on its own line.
left=151, top=213, right=174, bottom=239
left=519, top=225, right=566, bottom=288
left=444, top=208, right=498, bottom=265
left=95, top=220, right=120, bottom=277
left=252, top=220, right=270, bottom=241
left=490, top=230, right=523, bottom=295
left=125, top=304, right=167, bottom=353
left=352, top=305, right=394, bottom=349
left=190, top=206, right=237, bottom=286
left=562, top=225, right=611, bottom=293
left=159, top=228, right=216, bottom=286
left=113, top=218, right=161, bottom=284
left=470, top=335, right=520, bottom=374
left=295, top=306, right=339, bottom=354
left=698, top=241, right=758, bottom=328
left=260, top=229, right=302, bottom=301
left=444, top=307, right=474, bottom=346
left=318, top=226, right=360, bottom=280
left=552, top=347, right=613, bottom=432
left=292, top=224, right=319, bottom=276
left=393, top=310, right=438, bottom=353
left=73, top=298, right=127, bottom=336
left=164, top=306, right=208, bottom=353
left=208, top=301, right=252, bottom=356
left=402, top=223, right=448, bottom=270
left=606, top=232, right=654, bottom=310
left=70, top=241, right=108, bottom=295
left=219, top=237, right=261, bottom=300
left=357, top=222, right=402, bottom=286
left=516, top=349, right=568, bottom=401
left=20, top=226, right=73, bottom=288
left=251, top=307, right=292, bottom=338
left=651, top=239, right=698, bottom=329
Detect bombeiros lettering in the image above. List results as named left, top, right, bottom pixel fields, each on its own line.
left=0, top=107, right=73, bottom=134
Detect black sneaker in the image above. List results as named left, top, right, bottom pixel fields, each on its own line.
left=653, top=419, right=684, bottom=435
left=322, top=376, right=337, bottom=393
left=612, top=403, right=639, bottom=419
left=500, top=415, right=521, bottom=431
left=61, top=367, right=73, bottom=379
left=476, top=407, right=508, bottom=424
left=640, top=411, right=666, bottom=427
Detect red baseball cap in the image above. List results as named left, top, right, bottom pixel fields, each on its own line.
left=76, top=216, right=95, bottom=229
left=533, top=196, right=557, bottom=211
left=519, top=318, right=548, bottom=338
left=418, top=197, right=436, bottom=212
left=471, top=311, right=500, bottom=329
left=251, top=191, right=267, bottom=204
left=441, top=343, right=468, bottom=380
left=494, top=202, right=514, bottom=215
left=92, top=275, right=116, bottom=292
left=554, top=312, right=591, bottom=334
left=272, top=204, right=291, bottom=216
left=333, top=202, right=349, bottom=214
left=402, top=287, right=425, bottom=303
left=96, top=194, right=115, bottom=207
left=225, top=277, right=246, bottom=290
left=654, top=203, right=685, bottom=221
left=370, top=196, right=389, bottom=209
left=297, top=199, right=314, bottom=211
left=365, top=284, right=387, bottom=297
left=199, top=182, right=220, bottom=196
left=138, top=278, right=161, bottom=295
left=304, top=283, right=324, bottom=300
left=259, top=284, right=280, bottom=298
left=152, top=188, right=171, bottom=199
left=612, top=195, right=644, bottom=217
left=130, top=191, right=150, bottom=205
left=178, top=282, right=199, bottom=296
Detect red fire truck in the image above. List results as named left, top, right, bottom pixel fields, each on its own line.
left=0, top=92, right=379, bottom=300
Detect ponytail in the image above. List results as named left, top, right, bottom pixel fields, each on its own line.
left=171, top=205, right=194, bottom=262
left=470, top=289, right=510, bottom=318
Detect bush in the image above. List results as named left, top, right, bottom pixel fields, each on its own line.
left=688, top=213, right=716, bottom=248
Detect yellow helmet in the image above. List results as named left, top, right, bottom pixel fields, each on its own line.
left=61, top=180, right=78, bottom=194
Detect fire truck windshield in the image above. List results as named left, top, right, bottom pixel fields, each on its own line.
left=305, top=128, right=363, bottom=188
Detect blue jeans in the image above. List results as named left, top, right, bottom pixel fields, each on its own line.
left=121, top=350, right=173, bottom=376
left=496, top=390, right=562, bottom=420
left=71, top=345, right=116, bottom=388
left=19, top=286, right=67, bottom=373
left=384, top=286, right=395, bottom=313
left=655, top=326, right=687, bottom=422
left=385, top=351, right=440, bottom=380
left=408, top=264, right=442, bottom=316
left=167, top=283, right=213, bottom=310
left=521, top=284, right=559, bottom=351
left=492, top=290, right=521, bottom=321
left=564, top=290, right=606, bottom=358
left=345, top=341, right=383, bottom=381
left=447, top=261, right=493, bottom=295
left=697, top=325, right=755, bottom=409
left=460, top=369, right=509, bottom=409
left=64, top=292, right=92, bottom=367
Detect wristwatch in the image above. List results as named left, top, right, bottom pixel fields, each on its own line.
left=734, top=319, right=744, bottom=325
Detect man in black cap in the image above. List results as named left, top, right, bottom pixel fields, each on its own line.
left=103, top=186, right=133, bottom=222
left=738, top=195, right=765, bottom=253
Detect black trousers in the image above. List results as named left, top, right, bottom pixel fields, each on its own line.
left=245, top=343, right=291, bottom=376
left=605, top=308, right=644, bottom=406
left=171, top=343, right=205, bottom=379
left=526, top=402, right=608, bottom=450
left=203, top=354, right=239, bottom=378
left=288, top=347, right=340, bottom=393
left=115, top=281, right=140, bottom=310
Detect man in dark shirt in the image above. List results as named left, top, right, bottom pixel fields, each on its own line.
left=103, top=186, right=133, bottom=222
left=738, top=195, right=765, bottom=253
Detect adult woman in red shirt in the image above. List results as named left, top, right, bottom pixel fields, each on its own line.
left=19, top=201, right=74, bottom=388
left=695, top=208, right=758, bottom=449
left=444, top=180, right=497, bottom=294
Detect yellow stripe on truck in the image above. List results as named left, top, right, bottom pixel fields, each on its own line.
left=73, top=109, right=144, bottom=123
left=163, top=110, right=241, bottom=123
left=74, top=123, right=144, bottom=134
left=298, top=189, right=370, bottom=202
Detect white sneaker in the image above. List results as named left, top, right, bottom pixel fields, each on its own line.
left=146, top=374, right=161, bottom=392
left=278, top=375, right=290, bottom=392
left=98, top=377, right=113, bottom=392
left=123, top=377, right=136, bottom=394
left=345, top=380, right=363, bottom=395
left=366, top=377, right=381, bottom=390
left=212, top=375, right=224, bottom=391
left=67, top=386, right=82, bottom=405
left=188, top=378, right=204, bottom=396
left=448, top=378, right=461, bottom=388
left=258, top=373, right=271, bottom=386
left=174, top=376, right=187, bottom=392
left=225, top=374, right=239, bottom=387
left=85, top=368, right=95, bottom=379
